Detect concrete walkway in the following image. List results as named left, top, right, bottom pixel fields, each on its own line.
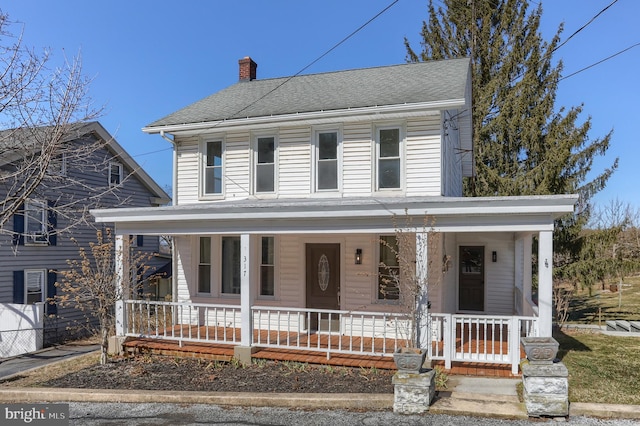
left=0, top=342, right=100, bottom=380
left=0, top=343, right=638, bottom=420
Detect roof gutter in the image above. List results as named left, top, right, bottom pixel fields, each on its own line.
left=142, top=99, right=465, bottom=136
left=160, top=130, right=177, bottom=205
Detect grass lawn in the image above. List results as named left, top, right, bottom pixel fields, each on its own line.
left=555, top=330, right=640, bottom=405
left=567, top=274, right=640, bottom=325
left=556, top=274, right=640, bottom=404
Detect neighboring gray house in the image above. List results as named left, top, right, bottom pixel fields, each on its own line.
left=93, top=58, right=577, bottom=374
left=0, top=122, right=170, bottom=357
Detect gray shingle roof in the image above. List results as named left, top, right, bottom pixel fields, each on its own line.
left=146, top=58, right=470, bottom=129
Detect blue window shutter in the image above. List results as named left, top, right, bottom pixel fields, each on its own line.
left=13, top=204, right=25, bottom=246
left=47, top=271, right=57, bottom=315
left=137, top=235, right=144, bottom=247
left=13, top=271, right=25, bottom=304
left=47, top=200, right=57, bottom=246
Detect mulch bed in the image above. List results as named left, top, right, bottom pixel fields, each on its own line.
left=41, top=355, right=395, bottom=394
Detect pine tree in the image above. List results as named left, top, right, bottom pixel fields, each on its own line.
left=405, top=0, right=617, bottom=267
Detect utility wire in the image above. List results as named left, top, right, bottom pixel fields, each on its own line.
left=221, top=0, right=400, bottom=122
left=560, top=41, right=640, bottom=81
left=552, top=0, right=618, bottom=54
left=137, top=1, right=400, bottom=159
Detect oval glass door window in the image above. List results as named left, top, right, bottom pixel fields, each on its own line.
left=318, top=254, right=330, bottom=291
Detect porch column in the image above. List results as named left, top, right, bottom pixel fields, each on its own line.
left=114, top=233, right=130, bottom=337
left=523, top=234, right=533, bottom=316
left=415, top=232, right=429, bottom=348
left=239, top=233, right=255, bottom=347
left=537, top=230, right=553, bottom=337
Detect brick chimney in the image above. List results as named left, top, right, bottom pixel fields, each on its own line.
left=239, top=56, right=257, bottom=81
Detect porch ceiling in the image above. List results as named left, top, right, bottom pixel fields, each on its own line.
left=91, top=194, right=577, bottom=235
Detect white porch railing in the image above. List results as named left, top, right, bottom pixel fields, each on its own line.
left=251, top=306, right=407, bottom=358
left=124, top=300, right=241, bottom=346
left=122, top=300, right=538, bottom=373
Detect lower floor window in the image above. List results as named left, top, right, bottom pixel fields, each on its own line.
left=260, top=236, right=275, bottom=296
left=378, top=235, right=400, bottom=300
left=25, top=269, right=46, bottom=304
left=222, top=236, right=241, bottom=294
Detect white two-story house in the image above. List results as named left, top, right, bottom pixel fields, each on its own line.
left=92, top=57, right=577, bottom=374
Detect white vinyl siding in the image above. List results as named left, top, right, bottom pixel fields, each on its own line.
left=278, top=127, right=311, bottom=197
left=405, top=116, right=442, bottom=197
left=225, top=132, right=251, bottom=199
left=173, top=115, right=447, bottom=204
left=175, top=136, right=200, bottom=204
left=342, top=123, right=373, bottom=197
left=441, top=110, right=463, bottom=197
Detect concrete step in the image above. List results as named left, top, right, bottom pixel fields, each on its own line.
left=606, top=320, right=618, bottom=331
left=630, top=321, right=640, bottom=333
left=616, top=320, right=631, bottom=332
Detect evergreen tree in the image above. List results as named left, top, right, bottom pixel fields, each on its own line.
left=405, top=0, right=617, bottom=269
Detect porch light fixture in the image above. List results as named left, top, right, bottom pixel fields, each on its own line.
left=492, top=251, right=497, bottom=262
left=355, top=248, right=362, bottom=265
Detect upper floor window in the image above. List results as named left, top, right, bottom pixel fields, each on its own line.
left=315, top=130, right=340, bottom=191
left=378, top=235, right=400, bottom=301
left=376, top=127, right=402, bottom=190
left=25, top=199, right=48, bottom=244
left=109, top=162, right=123, bottom=187
left=255, top=136, right=276, bottom=193
left=203, top=140, right=223, bottom=195
left=260, top=236, right=275, bottom=296
left=48, top=153, right=67, bottom=177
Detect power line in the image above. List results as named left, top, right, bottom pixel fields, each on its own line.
left=552, top=0, right=619, bottom=54
left=560, top=41, right=640, bottom=81
left=219, top=0, right=401, bottom=123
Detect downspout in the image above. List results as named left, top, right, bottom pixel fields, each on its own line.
left=160, top=130, right=177, bottom=204
left=160, top=130, right=178, bottom=304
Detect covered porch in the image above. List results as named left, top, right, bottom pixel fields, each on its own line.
left=92, top=195, right=577, bottom=376
left=119, top=300, right=536, bottom=375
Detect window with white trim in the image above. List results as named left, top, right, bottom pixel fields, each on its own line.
left=315, top=130, right=340, bottom=191
left=221, top=236, right=241, bottom=294
left=376, top=127, right=401, bottom=190
left=48, top=153, right=67, bottom=176
left=203, top=140, right=223, bottom=195
left=25, top=199, right=47, bottom=244
left=378, top=235, right=400, bottom=300
left=255, top=136, right=276, bottom=193
left=198, top=237, right=211, bottom=293
left=25, top=269, right=46, bottom=304
left=260, top=236, right=275, bottom=296
left=109, top=162, right=123, bottom=186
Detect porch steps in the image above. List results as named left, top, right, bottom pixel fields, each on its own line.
left=605, top=320, right=640, bottom=334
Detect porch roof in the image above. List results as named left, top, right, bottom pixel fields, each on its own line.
left=91, top=194, right=577, bottom=235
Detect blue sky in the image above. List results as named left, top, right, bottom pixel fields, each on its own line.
left=3, top=1, right=638, bottom=209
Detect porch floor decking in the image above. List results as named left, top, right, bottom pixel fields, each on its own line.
left=122, top=324, right=523, bottom=377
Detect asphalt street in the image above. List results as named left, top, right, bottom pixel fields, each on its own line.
left=68, top=402, right=640, bottom=426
